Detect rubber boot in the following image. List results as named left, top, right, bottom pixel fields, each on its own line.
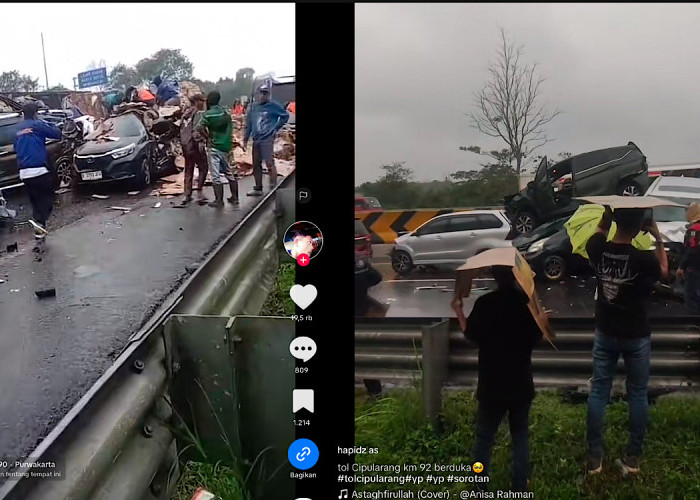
left=247, top=187, right=263, bottom=197
left=227, top=180, right=239, bottom=204
left=208, top=184, right=224, bottom=207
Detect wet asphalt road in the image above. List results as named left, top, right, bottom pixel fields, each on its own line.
left=0, top=175, right=277, bottom=467
left=367, top=245, right=687, bottom=318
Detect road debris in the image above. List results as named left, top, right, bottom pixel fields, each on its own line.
left=35, top=288, right=56, bottom=299
left=127, top=191, right=140, bottom=196
left=0, top=279, right=5, bottom=284
left=91, top=194, right=109, bottom=200
left=110, top=206, right=131, bottom=212
left=153, top=202, right=162, bottom=208
left=55, top=188, right=71, bottom=195
left=6, top=242, right=18, bottom=253
left=151, top=172, right=185, bottom=196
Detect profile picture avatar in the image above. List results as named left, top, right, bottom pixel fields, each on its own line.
left=284, top=221, right=324, bottom=260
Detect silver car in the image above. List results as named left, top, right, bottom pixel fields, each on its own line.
left=390, top=210, right=513, bottom=274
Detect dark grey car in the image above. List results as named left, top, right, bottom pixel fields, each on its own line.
left=505, top=142, right=649, bottom=233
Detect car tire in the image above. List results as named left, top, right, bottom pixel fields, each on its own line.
left=542, top=255, right=566, bottom=282
left=134, top=156, right=152, bottom=189
left=391, top=251, right=414, bottom=275
left=618, top=180, right=642, bottom=196
left=55, top=155, right=75, bottom=189
left=515, top=211, right=538, bottom=234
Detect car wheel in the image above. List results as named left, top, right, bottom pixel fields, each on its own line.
left=391, top=251, right=414, bottom=275
left=55, top=155, right=74, bottom=189
left=134, top=156, right=152, bottom=188
left=515, top=211, right=538, bottom=234
left=543, top=255, right=566, bottom=282
left=618, top=180, right=641, bottom=196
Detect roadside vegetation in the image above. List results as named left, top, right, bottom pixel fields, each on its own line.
left=173, top=263, right=295, bottom=500
left=355, top=388, right=700, bottom=499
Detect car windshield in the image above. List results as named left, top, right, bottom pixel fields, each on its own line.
left=653, top=206, right=688, bottom=222
left=365, top=197, right=381, bottom=208
left=87, top=114, right=143, bottom=141
left=530, top=217, right=567, bottom=237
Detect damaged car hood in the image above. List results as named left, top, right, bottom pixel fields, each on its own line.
left=76, top=137, right=136, bottom=156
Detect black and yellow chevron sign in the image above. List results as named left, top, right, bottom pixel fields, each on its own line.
left=356, top=209, right=457, bottom=244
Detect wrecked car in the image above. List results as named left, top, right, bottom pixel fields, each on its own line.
left=0, top=111, right=63, bottom=190
left=73, top=112, right=174, bottom=188
left=505, top=142, right=649, bottom=233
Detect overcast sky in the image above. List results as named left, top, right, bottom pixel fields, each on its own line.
left=356, top=3, right=700, bottom=184
left=0, top=3, right=294, bottom=88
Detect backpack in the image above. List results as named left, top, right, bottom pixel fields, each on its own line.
left=685, top=223, right=700, bottom=248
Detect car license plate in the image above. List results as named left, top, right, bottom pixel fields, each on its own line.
left=81, top=171, right=102, bottom=181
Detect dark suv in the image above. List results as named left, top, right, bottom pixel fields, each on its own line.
left=505, top=142, right=649, bottom=233
left=0, top=113, right=63, bottom=189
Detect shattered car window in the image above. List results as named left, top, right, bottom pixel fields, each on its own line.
left=86, top=114, right=143, bottom=142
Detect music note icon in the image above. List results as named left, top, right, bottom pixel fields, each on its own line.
left=338, top=489, right=349, bottom=499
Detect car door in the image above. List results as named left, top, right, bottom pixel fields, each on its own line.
left=437, top=214, right=482, bottom=263
left=0, top=120, right=20, bottom=188
left=571, top=149, right=618, bottom=195
left=532, top=156, right=556, bottom=217
left=409, top=217, right=452, bottom=262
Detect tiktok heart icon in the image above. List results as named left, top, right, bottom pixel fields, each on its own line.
left=289, top=284, right=318, bottom=310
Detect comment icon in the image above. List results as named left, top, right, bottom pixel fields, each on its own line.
left=290, top=336, right=316, bottom=362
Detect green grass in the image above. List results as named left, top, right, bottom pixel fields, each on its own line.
left=355, top=389, right=700, bottom=499
left=172, top=264, right=295, bottom=500
left=172, top=461, right=245, bottom=500
left=260, top=262, right=295, bottom=316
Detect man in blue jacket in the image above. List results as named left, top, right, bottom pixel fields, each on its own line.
left=13, top=102, right=62, bottom=239
left=243, top=85, right=289, bottom=196
left=152, top=76, right=180, bottom=106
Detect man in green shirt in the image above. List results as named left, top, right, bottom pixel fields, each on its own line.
left=196, top=91, right=238, bottom=207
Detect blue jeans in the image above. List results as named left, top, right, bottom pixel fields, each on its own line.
left=208, top=148, right=235, bottom=185
left=684, top=271, right=700, bottom=315
left=473, top=399, right=531, bottom=491
left=586, top=332, right=650, bottom=459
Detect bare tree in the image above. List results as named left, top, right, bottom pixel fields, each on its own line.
left=469, top=28, right=560, bottom=175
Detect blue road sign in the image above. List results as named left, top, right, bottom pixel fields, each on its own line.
left=77, top=68, right=108, bottom=89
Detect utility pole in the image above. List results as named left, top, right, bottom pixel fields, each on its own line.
left=41, top=32, right=49, bottom=90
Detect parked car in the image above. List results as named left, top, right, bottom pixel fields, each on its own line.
left=355, top=195, right=382, bottom=212
left=505, top=142, right=649, bottom=234
left=390, top=210, right=512, bottom=274
left=522, top=226, right=589, bottom=282
left=0, top=112, right=63, bottom=189
left=73, top=113, right=172, bottom=188
left=355, top=219, right=373, bottom=261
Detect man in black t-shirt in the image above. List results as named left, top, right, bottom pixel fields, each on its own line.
left=452, top=266, right=543, bottom=492
left=585, top=207, right=668, bottom=476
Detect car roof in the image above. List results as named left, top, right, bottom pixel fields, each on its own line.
left=647, top=176, right=700, bottom=199
left=444, top=210, right=503, bottom=216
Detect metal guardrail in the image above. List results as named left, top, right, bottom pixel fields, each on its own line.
left=0, top=173, right=295, bottom=500
left=356, top=317, right=700, bottom=421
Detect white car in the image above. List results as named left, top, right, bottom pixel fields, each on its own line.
left=645, top=176, right=700, bottom=244
left=391, top=210, right=513, bottom=274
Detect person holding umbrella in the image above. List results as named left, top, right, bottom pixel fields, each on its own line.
left=451, top=263, right=544, bottom=492
left=584, top=206, right=668, bottom=476
left=677, top=203, right=700, bottom=314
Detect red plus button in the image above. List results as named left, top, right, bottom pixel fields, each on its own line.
left=297, top=253, right=310, bottom=266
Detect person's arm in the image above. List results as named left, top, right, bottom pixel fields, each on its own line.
left=243, top=106, right=253, bottom=146
left=35, top=120, right=62, bottom=140
left=270, top=101, right=289, bottom=132
left=225, top=114, right=233, bottom=141
left=647, top=220, right=669, bottom=280
left=451, top=296, right=468, bottom=333
left=195, top=111, right=209, bottom=131
left=596, top=205, right=614, bottom=236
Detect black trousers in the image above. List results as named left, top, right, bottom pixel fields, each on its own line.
left=24, top=172, right=56, bottom=227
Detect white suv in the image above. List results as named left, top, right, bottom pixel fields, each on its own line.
left=391, top=210, right=513, bottom=274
